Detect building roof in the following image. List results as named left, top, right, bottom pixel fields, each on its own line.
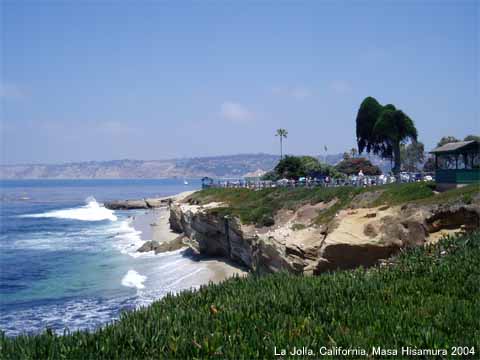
left=430, top=140, right=479, bottom=154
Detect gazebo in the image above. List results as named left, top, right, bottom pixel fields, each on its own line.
left=429, top=140, right=479, bottom=190
left=201, top=177, right=214, bottom=189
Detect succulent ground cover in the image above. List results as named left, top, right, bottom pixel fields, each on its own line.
left=2, top=231, right=479, bottom=359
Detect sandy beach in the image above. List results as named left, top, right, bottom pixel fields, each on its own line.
left=132, top=192, right=247, bottom=284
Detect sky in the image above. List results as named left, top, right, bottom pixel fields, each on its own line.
left=1, top=0, right=478, bottom=164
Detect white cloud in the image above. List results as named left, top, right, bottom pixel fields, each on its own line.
left=220, top=101, right=253, bottom=122
left=272, top=86, right=312, bottom=100
left=330, top=80, right=352, bottom=94
left=0, top=83, right=26, bottom=100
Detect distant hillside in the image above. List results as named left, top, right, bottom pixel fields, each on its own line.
left=0, top=154, right=279, bottom=179
left=0, top=153, right=392, bottom=179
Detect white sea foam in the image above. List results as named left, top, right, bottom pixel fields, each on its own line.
left=9, top=224, right=115, bottom=252
left=0, top=296, right=128, bottom=337
left=108, top=218, right=148, bottom=257
left=121, top=270, right=147, bottom=289
left=21, top=197, right=117, bottom=222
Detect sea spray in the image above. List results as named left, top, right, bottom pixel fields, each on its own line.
left=109, top=218, right=148, bottom=257
left=1, top=179, right=208, bottom=336
left=20, top=197, right=117, bottom=222
left=121, top=270, right=147, bottom=289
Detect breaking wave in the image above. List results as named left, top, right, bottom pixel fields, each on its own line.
left=20, top=197, right=117, bottom=222
left=121, top=270, right=147, bottom=289
left=107, top=219, right=147, bottom=258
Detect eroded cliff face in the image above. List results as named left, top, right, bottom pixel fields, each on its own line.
left=170, top=196, right=480, bottom=275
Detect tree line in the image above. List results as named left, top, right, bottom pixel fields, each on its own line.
left=271, top=97, right=478, bottom=179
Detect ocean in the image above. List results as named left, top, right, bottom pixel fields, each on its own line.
left=0, top=179, right=214, bottom=337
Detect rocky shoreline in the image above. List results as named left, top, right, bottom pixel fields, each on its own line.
left=116, top=191, right=195, bottom=254
left=168, top=191, right=480, bottom=275
left=104, top=191, right=197, bottom=210
left=119, top=191, right=247, bottom=283
left=109, top=188, right=479, bottom=275
left=105, top=198, right=170, bottom=210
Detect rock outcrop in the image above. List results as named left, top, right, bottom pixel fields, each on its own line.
left=137, top=235, right=186, bottom=254
left=104, top=198, right=171, bottom=210
left=104, top=199, right=150, bottom=210
left=145, top=198, right=172, bottom=208
left=170, top=202, right=261, bottom=269
left=170, top=195, right=480, bottom=275
left=105, top=192, right=194, bottom=210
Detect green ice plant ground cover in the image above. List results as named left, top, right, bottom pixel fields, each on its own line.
left=1, top=231, right=479, bottom=359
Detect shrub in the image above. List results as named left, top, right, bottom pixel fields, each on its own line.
left=267, top=155, right=342, bottom=180
left=335, top=157, right=381, bottom=175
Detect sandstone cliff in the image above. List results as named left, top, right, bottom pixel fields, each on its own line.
left=170, top=193, right=479, bottom=275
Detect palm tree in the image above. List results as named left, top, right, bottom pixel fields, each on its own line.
left=275, top=128, right=288, bottom=160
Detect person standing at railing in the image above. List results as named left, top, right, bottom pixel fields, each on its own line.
left=357, top=170, right=365, bottom=187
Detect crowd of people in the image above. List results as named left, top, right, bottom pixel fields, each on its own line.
left=204, top=170, right=435, bottom=190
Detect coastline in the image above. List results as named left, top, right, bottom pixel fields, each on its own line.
left=130, top=191, right=247, bottom=284
left=131, top=190, right=194, bottom=243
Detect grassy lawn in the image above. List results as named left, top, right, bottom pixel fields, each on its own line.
left=188, top=182, right=478, bottom=226
left=1, top=232, right=479, bottom=359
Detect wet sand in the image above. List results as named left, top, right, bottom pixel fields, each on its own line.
left=132, top=190, right=194, bottom=243
left=133, top=207, right=178, bottom=243
left=132, top=203, right=247, bottom=284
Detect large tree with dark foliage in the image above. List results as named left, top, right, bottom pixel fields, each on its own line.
left=356, top=97, right=418, bottom=175
left=273, top=156, right=304, bottom=179
left=356, top=97, right=384, bottom=154
left=265, top=155, right=341, bottom=180
left=335, top=157, right=381, bottom=176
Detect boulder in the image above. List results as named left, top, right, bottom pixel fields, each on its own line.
left=104, top=199, right=148, bottom=210
left=137, top=236, right=186, bottom=254
left=145, top=198, right=170, bottom=208
left=154, top=235, right=186, bottom=253
left=137, top=240, right=158, bottom=253
left=105, top=197, right=173, bottom=210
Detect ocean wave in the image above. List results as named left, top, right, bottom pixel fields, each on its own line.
left=121, top=270, right=147, bottom=289
left=108, top=219, right=148, bottom=257
left=0, top=296, right=134, bottom=337
left=20, top=197, right=117, bottom=222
